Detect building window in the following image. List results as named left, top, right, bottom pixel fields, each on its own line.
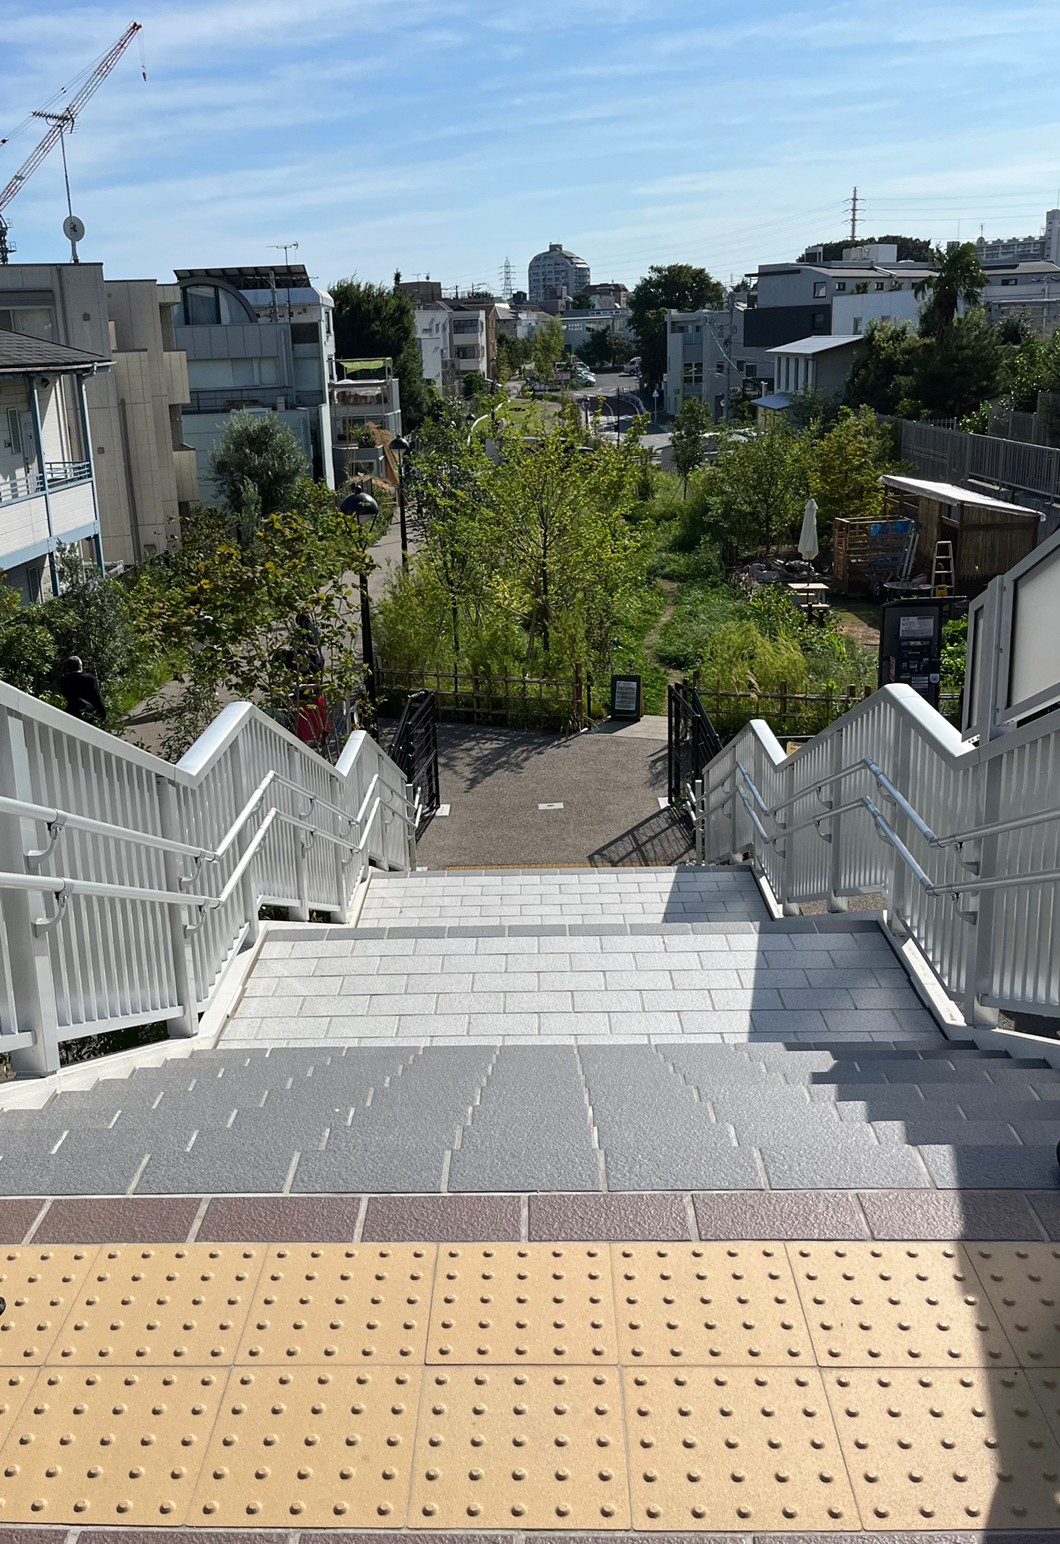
left=181, top=284, right=247, bottom=326
left=1001, top=278, right=1017, bottom=286
left=682, top=362, right=703, bottom=385
left=743, top=362, right=755, bottom=377
left=813, top=281, right=827, bottom=298
left=874, top=281, right=886, bottom=291
left=811, top=312, right=826, bottom=330
left=0, top=305, right=54, bottom=340
left=290, top=323, right=318, bottom=344
left=452, top=318, right=479, bottom=333
left=455, top=346, right=479, bottom=360
left=834, top=282, right=847, bottom=293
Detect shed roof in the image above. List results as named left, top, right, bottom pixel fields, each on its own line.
left=768, top=334, right=864, bottom=357
left=879, top=474, right=1040, bottom=516
left=0, top=329, right=109, bottom=376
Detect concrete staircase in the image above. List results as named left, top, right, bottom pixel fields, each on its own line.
left=1, top=866, right=1056, bottom=1198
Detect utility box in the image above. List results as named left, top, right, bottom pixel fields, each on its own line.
left=878, top=599, right=950, bottom=708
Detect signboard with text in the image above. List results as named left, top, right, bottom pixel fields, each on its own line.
left=610, top=674, right=643, bottom=720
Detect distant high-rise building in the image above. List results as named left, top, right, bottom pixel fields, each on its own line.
left=528, top=243, right=590, bottom=304
left=950, top=208, right=1060, bottom=266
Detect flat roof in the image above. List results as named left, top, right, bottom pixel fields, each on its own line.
left=768, top=334, right=864, bottom=357
left=0, top=328, right=109, bottom=375
left=879, top=473, right=1040, bottom=516
left=754, top=392, right=793, bottom=410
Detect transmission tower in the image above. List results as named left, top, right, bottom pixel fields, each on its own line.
left=501, top=256, right=513, bottom=301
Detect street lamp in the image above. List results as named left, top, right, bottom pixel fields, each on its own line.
left=391, top=435, right=411, bottom=571
left=341, top=485, right=379, bottom=708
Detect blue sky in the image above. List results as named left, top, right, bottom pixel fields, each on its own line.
left=4, top=0, right=1060, bottom=295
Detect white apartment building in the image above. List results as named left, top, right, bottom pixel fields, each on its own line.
left=450, top=306, right=489, bottom=378
left=330, top=358, right=402, bottom=485
left=664, top=306, right=776, bottom=418
left=0, top=263, right=197, bottom=567
left=528, top=243, right=590, bottom=304
left=0, top=330, right=107, bottom=602
left=414, top=303, right=453, bottom=390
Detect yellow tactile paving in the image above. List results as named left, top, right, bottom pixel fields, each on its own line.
left=0, top=1247, right=97, bottom=1365
left=0, top=1236, right=1056, bottom=1529
left=788, top=1242, right=1017, bottom=1367
left=624, top=1366, right=858, bottom=1530
left=614, top=1243, right=812, bottom=1365
left=237, top=1244, right=433, bottom=1365
left=189, top=1366, right=421, bottom=1526
left=966, top=1243, right=1060, bottom=1367
left=54, top=1245, right=264, bottom=1366
left=0, top=1366, right=225, bottom=1525
left=409, top=1366, right=629, bottom=1527
left=428, top=1244, right=616, bottom=1364
left=825, top=1367, right=1060, bottom=1528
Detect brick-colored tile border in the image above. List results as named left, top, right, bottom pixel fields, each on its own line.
left=3, top=1190, right=1058, bottom=1245
left=0, top=1529, right=1054, bottom=1542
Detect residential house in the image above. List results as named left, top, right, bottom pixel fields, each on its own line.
left=0, top=330, right=107, bottom=602
left=0, top=262, right=196, bottom=567
left=330, top=358, right=402, bottom=483
left=173, top=263, right=336, bottom=499
left=562, top=306, right=631, bottom=357
left=756, top=334, right=867, bottom=421
left=413, top=301, right=454, bottom=391
left=528, top=243, right=590, bottom=304
left=585, top=282, right=630, bottom=309
left=664, top=305, right=776, bottom=418
left=449, top=299, right=497, bottom=382
left=744, top=246, right=937, bottom=349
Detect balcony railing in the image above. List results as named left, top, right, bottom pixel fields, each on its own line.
left=0, top=462, right=91, bottom=505
left=186, top=387, right=326, bottom=413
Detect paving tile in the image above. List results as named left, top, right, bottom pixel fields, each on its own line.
left=0, top=1133, right=150, bottom=1197
left=529, top=1193, right=692, bottom=1241
left=31, top=1197, right=200, bottom=1244
left=1030, top=1191, right=1060, bottom=1240
left=964, top=1242, right=1060, bottom=1367
left=860, top=1189, right=1048, bottom=1241
left=603, top=1142, right=764, bottom=1193
left=759, top=1141, right=931, bottom=1190
left=0, top=1200, right=45, bottom=1243
left=919, top=1144, right=1060, bottom=1190
left=362, top=1194, right=521, bottom=1242
left=136, top=1137, right=296, bottom=1195
left=196, top=1195, right=363, bottom=1242
left=292, top=1135, right=447, bottom=1194
left=693, top=1191, right=869, bottom=1241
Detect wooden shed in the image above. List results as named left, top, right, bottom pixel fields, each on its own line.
left=879, top=474, right=1040, bottom=592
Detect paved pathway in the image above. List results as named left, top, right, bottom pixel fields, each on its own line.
left=418, top=723, right=691, bottom=868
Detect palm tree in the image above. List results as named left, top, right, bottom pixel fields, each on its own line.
left=914, top=243, right=986, bottom=343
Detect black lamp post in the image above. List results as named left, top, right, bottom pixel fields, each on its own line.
left=391, top=434, right=411, bottom=571
left=341, top=486, right=379, bottom=706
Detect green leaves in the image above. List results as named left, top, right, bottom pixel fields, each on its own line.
left=208, top=412, right=308, bottom=521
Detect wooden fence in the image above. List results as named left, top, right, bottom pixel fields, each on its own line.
left=377, top=664, right=962, bottom=740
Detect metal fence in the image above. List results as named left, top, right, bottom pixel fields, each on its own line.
left=377, top=665, right=590, bottom=731
left=700, top=684, right=1060, bottom=1025
left=901, top=420, right=1060, bottom=507
left=0, top=683, right=414, bottom=1075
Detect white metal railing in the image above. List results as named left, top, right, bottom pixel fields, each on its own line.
left=700, top=683, right=1060, bottom=1027
left=0, top=470, right=45, bottom=502
left=0, top=682, right=415, bottom=1075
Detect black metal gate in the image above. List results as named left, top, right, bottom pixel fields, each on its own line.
left=388, top=689, right=441, bottom=832
left=667, top=681, right=723, bottom=808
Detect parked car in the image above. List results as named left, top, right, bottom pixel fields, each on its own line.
left=573, top=369, right=596, bottom=387
left=621, top=356, right=641, bottom=375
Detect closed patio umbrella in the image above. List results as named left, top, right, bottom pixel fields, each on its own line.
left=798, top=497, right=819, bottom=562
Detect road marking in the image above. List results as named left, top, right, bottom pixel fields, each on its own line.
left=538, top=802, right=564, bottom=810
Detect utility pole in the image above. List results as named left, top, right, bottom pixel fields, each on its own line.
left=849, top=186, right=859, bottom=244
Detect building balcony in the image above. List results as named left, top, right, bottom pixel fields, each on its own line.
left=0, top=475, right=98, bottom=571
left=186, top=386, right=325, bottom=413
left=0, top=462, right=92, bottom=505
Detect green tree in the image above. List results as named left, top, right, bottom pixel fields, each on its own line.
left=909, top=310, right=1001, bottom=418
left=330, top=278, right=433, bottom=427
left=496, top=333, right=533, bottom=381
left=208, top=411, right=307, bottom=527
left=807, top=406, right=893, bottom=540
left=670, top=396, right=713, bottom=496
left=708, top=423, right=808, bottom=554
left=999, top=329, right=1060, bottom=411
left=845, top=321, right=923, bottom=415
left=130, top=482, right=370, bottom=755
left=531, top=316, right=566, bottom=382
left=629, top=264, right=725, bottom=389
left=797, top=234, right=935, bottom=264
left=915, top=243, right=986, bottom=343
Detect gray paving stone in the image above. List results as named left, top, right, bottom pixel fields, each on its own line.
left=918, top=1144, right=1060, bottom=1189
left=136, top=1135, right=296, bottom=1194
left=292, top=1131, right=449, bottom=1192
left=0, top=1131, right=149, bottom=1196
left=871, top=1119, right=1022, bottom=1146
left=604, top=1140, right=764, bottom=1191
left=759, top=1141, right=931, bottom=1189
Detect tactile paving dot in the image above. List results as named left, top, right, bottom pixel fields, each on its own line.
left=410, top=1366, right=630, bottom=1527
left=788, top=1242, right=1016, bottom=1367
left=237, top=1244, right=433, bottom=1365
left=0, top=1248, right=97, bottom=1365
left=0, top=1366, right=223, bottom=1524
left=1028, top=1370, right=1060, bottom=1444
left=428, top=1246, right=616, bottom=1365
left=825, top=1367, right=1060, bottom=1528
left=189, top=1365, right=420, bottom=1525
left=0, top=1374, right=33, bottom=1454
left=53, top=1245, right=264, bottom=1366
left=623, top=1366, right=856, bottom=1530
left=614, top=1243, right=811, bottom=1365
left=967, top=1244, right=1060, bottom=1367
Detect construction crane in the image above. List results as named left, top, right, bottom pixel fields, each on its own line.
left=0, top=22, right=143, bottom=264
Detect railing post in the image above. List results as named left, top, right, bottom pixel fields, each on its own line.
left=286, top=743, right=310, bottom=923
left=232, top=737, right=263, bottom=940
left=885, top=713, right=913, bottom=939
left=965, top=752, right=1003, bottom=1027
left=827, top=722, right=849, bottom=913
left=693, top=778, right=705, bottom=863
left=0, top=705, right=60, bottom=1075
left=406, top=781, right=418, bottom=871
left=157, top=777, right=198, bottom=1038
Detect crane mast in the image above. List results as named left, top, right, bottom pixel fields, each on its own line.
left=0, top=21, right=142, bottom=263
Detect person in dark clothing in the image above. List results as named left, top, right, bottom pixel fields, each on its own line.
left=58, top=656, right=107, bottom=726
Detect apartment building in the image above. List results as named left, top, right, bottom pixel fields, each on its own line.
left=664, top=305, right=776, bottom=418
left=0, top=329, right=106, bottom=602
left=0, top=263, right=197, bottom=568
left=330, top=358, right=402, bottom=484
left=744, top=244, right=937, bottom=348
left=528, top=243, right=590, bottom=304
left=173, top=264, right=336, bottom=499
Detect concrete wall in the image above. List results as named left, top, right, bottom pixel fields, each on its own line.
left=832, top=289, right=921, bottom=334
